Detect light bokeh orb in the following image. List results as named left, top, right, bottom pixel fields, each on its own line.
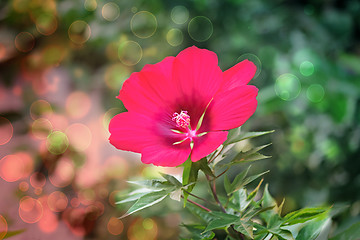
left=0, top=116, right=13, bottom=145
left=275, top=73, right=301, bottom=101
left=188, top=16, right=213, bottom=42
left=130, top=11, right=157, bottom=39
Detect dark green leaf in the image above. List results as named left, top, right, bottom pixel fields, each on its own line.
left=198, top=158, right=215, bottom=177
left=120, top=190, right=169, bottom=218
left=234, top=220, right=254, bottom=239
left=185, top=202, right=215, bottom=223
left=182, top=224, right=215, bottom=240
left=224, top=174, right=231, bottom=194
left=228, top=165, right=251, bottom=195
left=261, top=184, right=278, bottom=220
left=204, top=212, right=239, bottom=232
left=330, top=222, right=360, bottom=240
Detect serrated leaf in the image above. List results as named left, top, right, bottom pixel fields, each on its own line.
left=182, top=224, right=215, bottom=240
left=120, top=190, right=169, bottom=218
left=1, top=229, right=26, bottom=239
left=204, top=212, right=239, bottom=232
left=228, top=165, right=251, bottom=195
left=185, top=202, right=215, bottom=223
left=234, top=220, right=254, bottom=239
left=235, top=188, right=251, bottom=212
left=329, top=221, right=360, bottom=240
left=247, top=178, right=264, bottom=201
left=227, top=144, right=272, bottom=166
left=226, top=130, right=275, bottom=145
left=231, top=170, right=270, bottom=195
left=283, top=207, right=328, bottom=225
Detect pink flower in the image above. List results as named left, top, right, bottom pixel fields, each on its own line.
left=109, top=46, right=258, bottom=167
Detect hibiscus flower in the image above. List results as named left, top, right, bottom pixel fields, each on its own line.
left=109, top=46, right=258, bottom=167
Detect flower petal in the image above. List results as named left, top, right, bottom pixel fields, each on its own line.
left=221, top=59, right=257, bottom=91
left=119, top=56, right=177, bottom=116
left=141, top=139, right=191, bottom=167
left=173, top=46, right=222, bottom=105
left=208, top=85, right=258, bottom=131
left=173, top=46, right=223, bottom=128
left=191, top=131, right=228, bottom=162
left=109, top=112, right=157, bottom=153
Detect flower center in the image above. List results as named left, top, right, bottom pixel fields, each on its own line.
left=172, top=110, right=190, bottom=129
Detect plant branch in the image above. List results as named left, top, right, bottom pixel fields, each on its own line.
left=208, top=145, right=224, bottom=164
left=183, top=189, right=213, bottom=204
left=181, top=195, right=211, bottom=212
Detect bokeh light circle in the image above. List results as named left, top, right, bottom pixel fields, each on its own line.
left=15, top=32, right=35, bottom=53
left=19, top=181, right=29, bottom=192
left=128, top=218, right=158, bottom=240
left=48, top=191, right=68, bottom=212
left=19, top=197, right=43, bottom=223
left=65, top=91, right=91, bottom=119
left=30, top=172, right=46, bottom=188
left=166, top=28, right=183, bottom=47
left=118, top=41, right=142, bottom=66
left=102, top=2, right=120, bottom=21
left=171, top=6, right=189, bottom=24
left=31, top=118, right=53, bottom=139
left=0, top=116, right=13, bottom=145
left=306, top=84, right=325, bottom=103
left=188, top=16, right=213, bottom=42
left=68, top=20, right=91, bottom=44
left=65, top=123, right=92, bottom=151
left=275, top=73, right=301, bottom=101
left=0, top=153, right=33, bottom=182
left=103, top=108, right=121, bottom=130
left=30, top=100, right=53, bottom=120
left=104, top=63, right=130, bottom=90
left=237, top=53, right=262, bottom=78
left=46, top=131, right=69, bottom=155
left=84, top=0, right=97, bottom=11
left=0, top=214, right=7, bottom=240
left=299, top=61, right=315, bottom=76
left=49, top=158, right=75, bottom=188
left=107, top=217, right=123, bottom=235
left=35, top=13, right=58, bottom=36
left=130, top=11, right=157, bottom=38
left=38, top=208, right=58, bottom=233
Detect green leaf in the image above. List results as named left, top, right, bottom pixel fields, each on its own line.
left=234, top=220, right=254, bottom=239
left=224, top=174, right=231, bottom=194
left=261, top=184, right=278, bottom=220
left=159, top=172, right=182, bottom=188
left=1, top=229, right=26, bottom=239
left=127, top=179, right=174, bottom=190
left=116, top=188, right=156, bottom=204
left=204, top=212, right=239, bottom=232
left=120, top=190, right=169, bottom=218
left=185, top=203, right=215, bottom=223
left=228, top=165, right=251, bottom=195
left=182, top=224, right=215, bottom=240
left=226, top=130, right=275, bottom=145
left=198, top=158, right=215, bottom=177
left=283, top=207, right=329, bottom=225
left=330, top=222, right=360, bottom=240
left=226, top=144, right=272, bottom=166
left=235, top=188, right=251, bottom=212
left=231, top=170, right=270, bottom=195
left=296, top=217, right=331, bottom=240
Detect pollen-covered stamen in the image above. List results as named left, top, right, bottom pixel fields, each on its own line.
left=172, top=110, right=190, bottom=129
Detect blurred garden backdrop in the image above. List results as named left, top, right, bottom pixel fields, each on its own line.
left=0, top=0, right=359, bottom=239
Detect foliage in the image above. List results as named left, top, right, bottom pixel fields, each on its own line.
left=117, top=130, right=359, bottom=239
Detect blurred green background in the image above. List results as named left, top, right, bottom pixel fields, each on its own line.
left=0, top=0, right=359, bottom=239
